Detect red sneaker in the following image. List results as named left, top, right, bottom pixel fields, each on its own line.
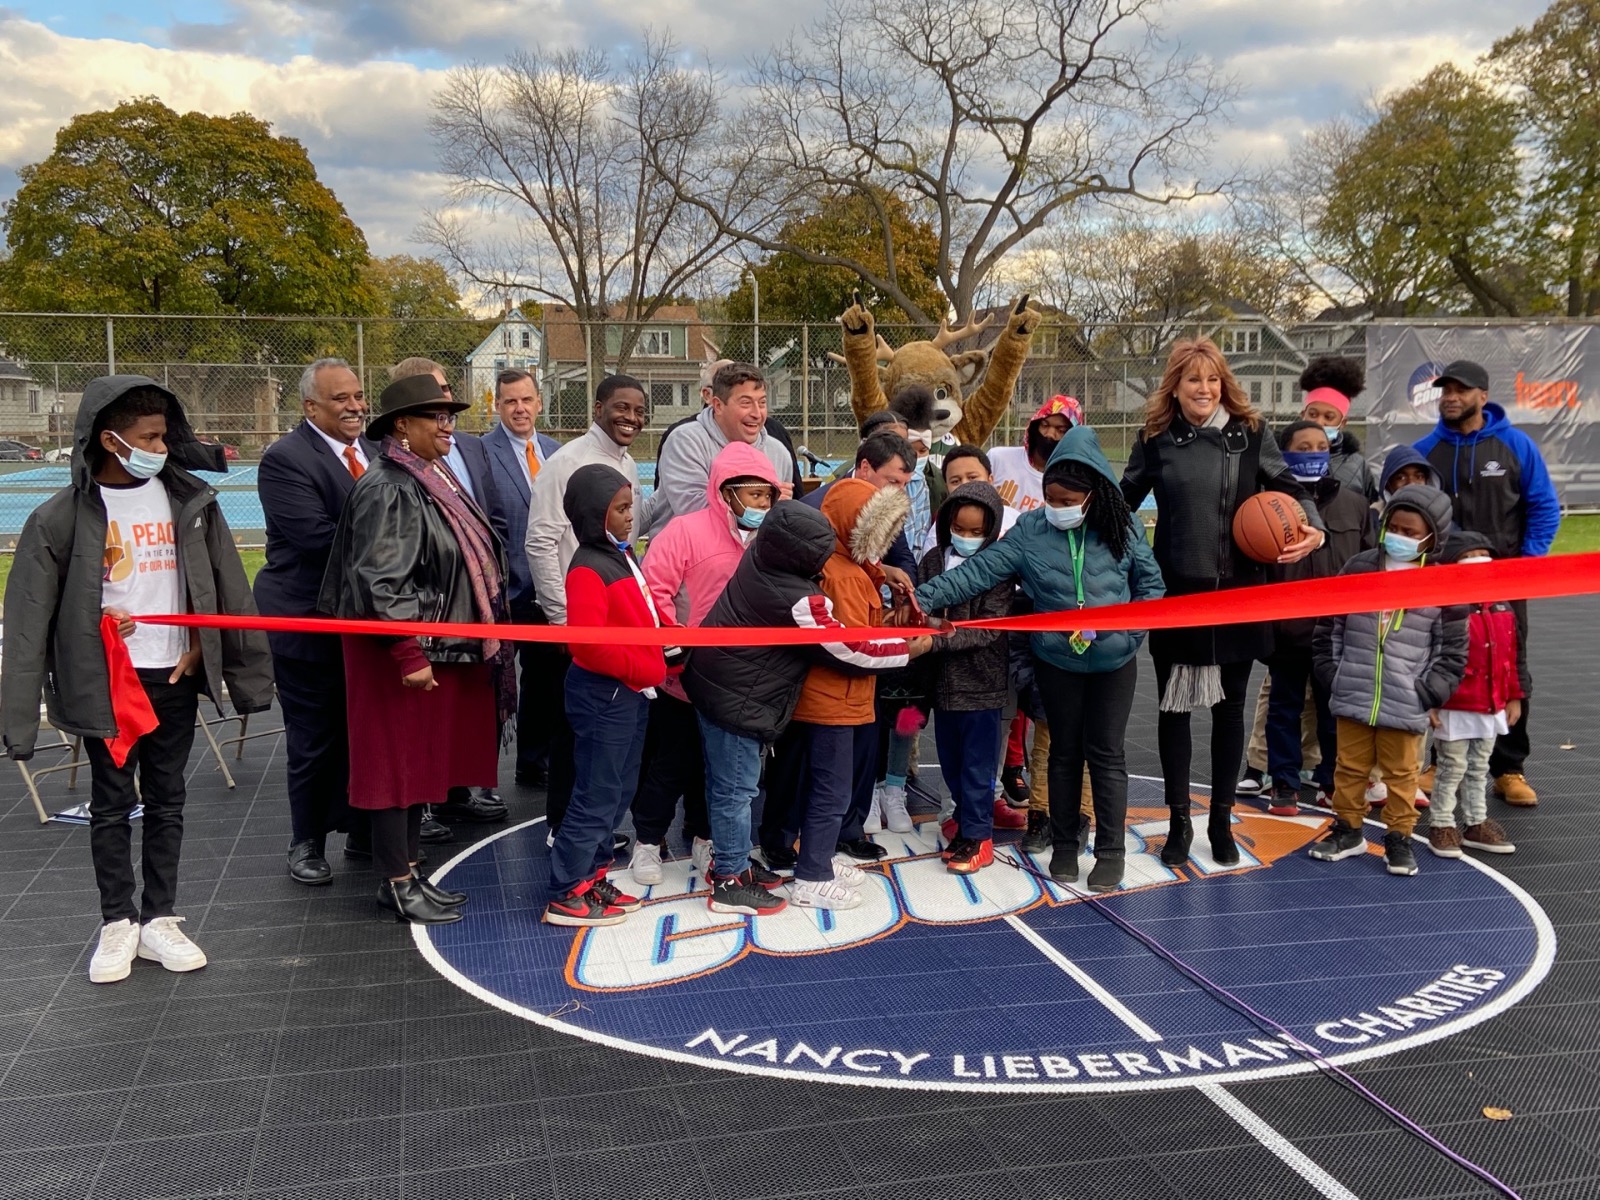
left=589, top=875, right=641, bottom=913
left=992, top=799, right=1028, bottom=830
left=542, top=882, right=627, bottom=927
left=947, top=838, right=994, bottom=875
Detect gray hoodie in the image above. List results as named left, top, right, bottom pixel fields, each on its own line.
left=644, top=406, right=794, bottom=540
left=2, top=377, right=273, bottom=758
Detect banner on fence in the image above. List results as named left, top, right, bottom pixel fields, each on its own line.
left=1367, top=323, right=1600, bottom=509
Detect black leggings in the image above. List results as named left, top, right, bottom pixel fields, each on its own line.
left=372, top=807, right=424, bottom=880
left=1033, top=657, right=1138, bottom=856
left=1152, top=656, right=1255, bottom=811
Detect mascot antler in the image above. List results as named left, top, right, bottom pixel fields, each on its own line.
left=930, top=312, right=995, bottom=351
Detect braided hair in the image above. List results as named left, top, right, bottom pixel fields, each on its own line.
left=1044, top=460, right=1135, bottom=561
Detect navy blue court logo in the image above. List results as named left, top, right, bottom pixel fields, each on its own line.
left=414, top=778, right=1553, bottom=1093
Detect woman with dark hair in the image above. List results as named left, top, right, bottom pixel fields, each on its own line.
left=1299, top=356, right=1378, bottom=503
left=319, top=375, right=515, bottom=924
left=913, top=426, right=1164, bottom=892
left=1121, top=338, right=1323, bottom=868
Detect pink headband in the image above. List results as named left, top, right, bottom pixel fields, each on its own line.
left=1303, top=386, right=1350, bottom=417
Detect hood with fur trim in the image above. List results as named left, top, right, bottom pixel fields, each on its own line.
left=819, top=477, right=911, bottom=565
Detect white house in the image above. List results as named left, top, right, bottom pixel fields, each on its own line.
left=463, top=318, right=544, bottom=419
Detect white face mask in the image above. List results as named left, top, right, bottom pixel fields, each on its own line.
left=112, top=432, right=167, bottom=479
left=1044, top=503, right=1086, bottom=531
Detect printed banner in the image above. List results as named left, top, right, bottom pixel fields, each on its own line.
left=1366, top=322, right=1600, bottom=508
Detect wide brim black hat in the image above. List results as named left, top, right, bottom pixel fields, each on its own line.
left=367, top=374, right=469, bottom=441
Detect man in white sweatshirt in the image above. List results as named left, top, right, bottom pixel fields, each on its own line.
left=526, top=375, right=648, bottom=624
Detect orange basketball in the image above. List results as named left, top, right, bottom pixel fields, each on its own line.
left=1232, top=491, right=1307, bottom=563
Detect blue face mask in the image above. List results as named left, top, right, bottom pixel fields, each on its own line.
left=1044, top=503, right=1086, bottom=531
left=112, top=432, right=167, bottom=480
left=608, top=531, right=632, bottom=554
left=1326, top=427, right=1343, bottom=446
left=950, top=534, right=985, bottom=557
left=1383, top=531, right=1424, bottom=562
left=1284, top=450, right=1331, bottom=482
left=736, top=506, right=767, bottom=531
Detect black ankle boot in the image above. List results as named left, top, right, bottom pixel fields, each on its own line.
left=1087, top=855, right=1124, bottom=893
left=411, top=868, right=467, bottom=907
left=1208, top=804, right=1240, bottom=866
left=1160, top=807, right=1193, bottom=866
left=377, top=878, right=464, bottom=925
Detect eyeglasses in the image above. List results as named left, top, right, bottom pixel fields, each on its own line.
left=413, top=411, right=458, bottom=427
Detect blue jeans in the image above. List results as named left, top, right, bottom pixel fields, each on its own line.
left=1266, top=650, right=1335, bottom=792
left=548, top=664, right=650, bottom=897
left=794, top=722, right=859, bottom=883
left=698, top=716, right=763, bottom=879
left=934, top=708, right=1002, bottom=841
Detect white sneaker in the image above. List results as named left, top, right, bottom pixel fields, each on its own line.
left=879, top=784, right=913, bottom=834
left=691, top=837, right=714, bottom=878
left=89, top=919, right=140, bottom=984
left=629, top=841, right=664, bottom=886
left=830, top=855, right=868, bottom=887
left=863, top=788, right=884, bottom=834
left=136, top=917, right=207, bottom=974
left=790, top=878, right=863, bottom=910
left=1365, top=780, right=1388, bottom=806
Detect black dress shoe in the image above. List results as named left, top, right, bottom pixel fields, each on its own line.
left=436, top=787, right=508, bottom=823
left=342, top=832, right=373, bottom=861
left=411, top=868, right=467, bottom=907
left=836, top=838, right=888, bottom=862
left=287, top=839, right=333, bottom=886
left=377, top=878, right=463, bottom=925
left=419, top=808, right=455, bottom=844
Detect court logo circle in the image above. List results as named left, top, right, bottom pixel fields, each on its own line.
left=414, top=778, right=1553, bottom=1093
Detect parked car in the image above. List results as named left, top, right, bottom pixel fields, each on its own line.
left=43, top=447, right=71, bottom=463
left=197, top=438, right=240, bottom=462
left=0, top=439, right=42, bottom=462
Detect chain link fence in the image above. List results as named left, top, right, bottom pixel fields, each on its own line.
left=0, top=310, right=1366, bottom=545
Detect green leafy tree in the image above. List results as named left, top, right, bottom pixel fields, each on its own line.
left=1489, top=0, right=1600, bottom=315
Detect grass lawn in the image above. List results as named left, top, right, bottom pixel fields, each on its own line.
left=1, top=523, right=1595, bottom=605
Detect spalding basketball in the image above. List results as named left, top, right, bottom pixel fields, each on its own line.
left=1233, top=491, right=1307, bottom=563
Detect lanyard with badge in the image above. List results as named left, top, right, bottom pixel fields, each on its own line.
left=1065, top=528, right=1097, bottom=655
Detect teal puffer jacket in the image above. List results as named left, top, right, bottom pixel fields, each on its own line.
left=913, top=428, right=1165, bottom=674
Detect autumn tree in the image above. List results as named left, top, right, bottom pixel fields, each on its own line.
left=1489, top=0, right=1600, bottom=315
left=673, top=0, right=1233, bottom=327
left=359, top=255, right=490, bottom=386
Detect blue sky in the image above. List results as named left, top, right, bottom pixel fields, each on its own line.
left=0, top=0, right=1553, bottom=267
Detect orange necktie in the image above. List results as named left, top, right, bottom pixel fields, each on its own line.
left=525, top=439, right=540, bottom=484
left=344, top=446, right=365, bottom=479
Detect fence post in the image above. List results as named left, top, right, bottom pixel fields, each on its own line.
left=356, top=320, right=365, bottom=392
left=105, top=317, right=115, bottom=374
left=801, top=322, right=810, bottom=454
left=584, top=322, right=595, bottom=417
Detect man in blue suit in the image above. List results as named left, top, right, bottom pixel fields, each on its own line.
left=389, top=357, right=512, bottom=828
left=256, top=359, right=376, bottom=885
left=481, top=368, right=563, bottom=786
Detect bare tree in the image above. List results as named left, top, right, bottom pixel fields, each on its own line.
left=426, top=30, right=733, bottom=385
left=668, top=0, right=1234, bottom=327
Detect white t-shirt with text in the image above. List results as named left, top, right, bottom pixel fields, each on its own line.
left=100, top=479, right=187, bottom=669
left=988, top=446, right=1044, bottom=514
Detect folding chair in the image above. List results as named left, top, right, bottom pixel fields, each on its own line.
left=15, top=708, right=85, bottom=825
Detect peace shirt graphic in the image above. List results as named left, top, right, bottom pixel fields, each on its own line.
left=416, top=779, right=1553, bottom=1093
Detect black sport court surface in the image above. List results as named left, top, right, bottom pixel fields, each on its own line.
left=1, top=596, right=1597, bottom=1200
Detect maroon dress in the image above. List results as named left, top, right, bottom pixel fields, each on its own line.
left=342, top=635, right=498, bottom=810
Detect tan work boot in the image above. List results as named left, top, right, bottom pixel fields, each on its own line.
left=1494, top=773, right=1538, bottom=807
left=1417, top=764, right=1436, bottom=796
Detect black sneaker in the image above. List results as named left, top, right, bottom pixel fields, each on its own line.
left=746, top=860, right=785, bottom=891
left=1236, top=769, right=1267, bottom=797
left=419, top=808, right=454, bottom=844
left=836, top=838, right=888, bottom=862
left=708, top=872, right=788, bottom=916
left=542, top=885, right=628, bottom=927
left=1267, top=781, right=1300, bottom=817
left=1020, top=810, right=1051, bottom=855
left=1049, top=844, right=1080, bottom=882
left=1384, top=831, right=1419, bottom=877
left=590, top=876, right=643, bottom=912
left=1308, top=819, right=1366, bottom=862
left=1001, top=766, right=1032, bottom=806
left=1086, top=855, right=1124, bottom=893
left=755, top=844, right=797, bottom=876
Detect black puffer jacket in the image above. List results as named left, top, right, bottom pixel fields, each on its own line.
left=1121, top=413, right=1323, bottom=665
left=918, top=483, right=1013, bottom=712
left=1330, top=428, right=1378, bottom=503
left=2, top=376, right=273, bottom=759
left=1271, top=475, right=1374, bottom=653
left=683, top=501, right=843, bottom=742
left=316, top=453, right=508, bottom=664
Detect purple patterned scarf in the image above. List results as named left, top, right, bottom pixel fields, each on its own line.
left=383, top=436, right=517, bottom=741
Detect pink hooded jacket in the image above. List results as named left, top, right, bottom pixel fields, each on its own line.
left=643, top=441, right=780, bottom=700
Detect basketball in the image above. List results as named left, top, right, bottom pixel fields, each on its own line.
left=1232, top=491, right=1307, bottom=563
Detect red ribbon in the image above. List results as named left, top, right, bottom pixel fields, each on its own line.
left=129, top=553, right=1600, bottom=647
left=100, top=615, right=159, bottom=767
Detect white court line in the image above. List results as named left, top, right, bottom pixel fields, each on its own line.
left=1006, top=905, right=1364, bottom=1199
left=1003, top=914, right=1163, bottom=1042
left=1198, top=1084, right=1363, bottom=1200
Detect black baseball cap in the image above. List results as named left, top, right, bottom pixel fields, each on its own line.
left=1434, top=360, right=1489, bottom=391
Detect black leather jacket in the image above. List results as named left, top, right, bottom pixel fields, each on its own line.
left=316, top=456, right=508, bottom=664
